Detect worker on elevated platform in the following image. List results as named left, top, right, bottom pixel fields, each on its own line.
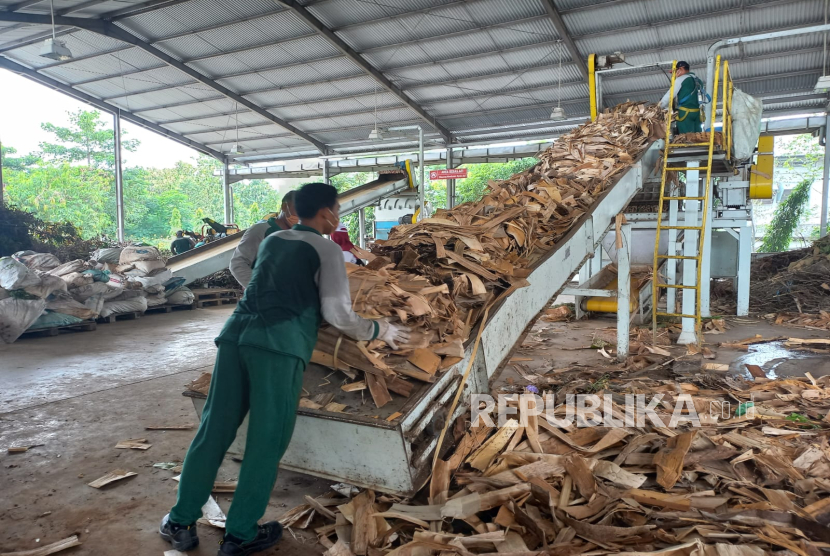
left=171, top=230, right=194, bottom=255
left=229, top=190, right=297, bottom=288
left=659, top=61, right=704, bottom=134
left=159, top=182, right=411, bottom=556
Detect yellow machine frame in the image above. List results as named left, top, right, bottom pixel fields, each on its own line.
left=651, top=56, right=732, bottom=344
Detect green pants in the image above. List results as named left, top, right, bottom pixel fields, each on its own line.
left=676, top=109, right=702, bottom=134
left=170, top=343, right=305, bottom=541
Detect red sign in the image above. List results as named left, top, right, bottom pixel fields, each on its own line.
left=429, top=168, right=468, bottom=180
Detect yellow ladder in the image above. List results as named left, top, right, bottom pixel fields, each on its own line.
left=651, top=57, right=722, bottom=343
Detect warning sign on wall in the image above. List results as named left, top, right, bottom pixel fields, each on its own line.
left=429, top=168, right=468, bottom=180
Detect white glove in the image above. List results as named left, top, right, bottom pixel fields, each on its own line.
left=377, top=320, right=411, bottom=350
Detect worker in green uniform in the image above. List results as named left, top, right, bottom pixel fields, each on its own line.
left=659, top=61, right=703, bottom=134
left=159, top=182, right=411, bottom=556
left=171, top=230, right=194, bottom=255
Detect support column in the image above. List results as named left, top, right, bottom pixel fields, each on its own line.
left=822, top=116, right=830, bottom=237
left=446, top=146, right=454, bottom=209
left=616, top=223, right=631, bottom=361
left=699, top=179, right=715, bottom=316
left=222, top=161, right=233, bottom=225
left=419, top=127, right=425, bottom=219
left=678, top=162, right=700, bottom=345
left=358, top=207, right=366, bottom=249
left=737, top=221, right=752, bottom=316
left=113, top=110, right=125, bottom=242
left=322, top=159, right=330, bottom=184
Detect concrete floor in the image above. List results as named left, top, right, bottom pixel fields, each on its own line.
left=0, top=305, right=329, bottom=556
left=2, top=304, right=830, bottom=555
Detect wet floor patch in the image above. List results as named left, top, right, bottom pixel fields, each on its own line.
left=730, top=341, right=830, bottom=379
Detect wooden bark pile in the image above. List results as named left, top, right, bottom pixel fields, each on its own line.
left=311, top=103, right=666, bottom=408
left=285, top=369, right=830, bottom=556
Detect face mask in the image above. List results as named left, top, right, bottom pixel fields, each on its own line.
left=325, top=208, right=339, bottom=229
left=282, top=206, right=299, bottom=226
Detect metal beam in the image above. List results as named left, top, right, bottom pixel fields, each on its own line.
left=0, top=12, right=329, bottom=153
left=71, top=63, right=169, bottom=86
left=59, top=0, right=112, bottom=16
left=538, top=0, right=588, bottom=80
left=560, top=0, right=802, bottom=15
left=360, top=15, right=548, bottom=54
left=0, top=57, right=227, bottom=161
left=3, top=0, right=43, bottom=12
left=0, top=26, right=73, bottom=52
left=151, top=6, right=290, bottom=43
left=182, top=32, right=318, bottom=63
left=333, top=0, right=473, bottom=31
left=108, top=0, right=192, bottom=20
left=276, top=0, right=451, bottom=141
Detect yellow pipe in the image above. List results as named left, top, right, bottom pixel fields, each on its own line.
left=585, top=279, right=638, bottom=313
left=588, top=54, right=597, bottom=122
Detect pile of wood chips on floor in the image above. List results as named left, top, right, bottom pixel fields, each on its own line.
left=287, top=366, right=830, bottom=556
left=310, top=102, right=666, bottom=408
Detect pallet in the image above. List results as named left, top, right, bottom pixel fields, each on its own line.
left=145, top=303, right=195, bottom=315
left=191, top=288, right=241, bottom=309
left=21, top=320, right=97, bottom=338
left=97, top=311, right=142, bottom=324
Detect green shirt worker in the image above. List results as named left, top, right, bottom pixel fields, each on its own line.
left=229, top=190, right=298, bottom=289
left=659, top=61, right=702, bottom=134
left=159, top=182, right=410, bottom=556
left=171, top=230, right=194, bottom=255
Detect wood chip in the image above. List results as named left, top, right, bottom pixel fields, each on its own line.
left=0, top=536, right=82, bottom=556
left=88, top=469, right=136, bottom=488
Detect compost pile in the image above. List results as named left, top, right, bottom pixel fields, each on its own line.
left=285, top=367, right=830, bottom=556
left=749, top=235, right=830, bottom=317
left=0, top=246, right=196, bottom=344
left=309, top=102, right=666, bottom=409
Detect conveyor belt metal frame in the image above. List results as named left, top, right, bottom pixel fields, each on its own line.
left=185, top=141, right=662, bottom=496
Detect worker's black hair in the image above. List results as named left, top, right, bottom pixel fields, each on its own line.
left=282, top=189, right=297, bottom=207
left=175, top=230, right=184, bottom=237
left=676, top=61, right=690, bottom=70
left=295, top=182, right=338, bottom=219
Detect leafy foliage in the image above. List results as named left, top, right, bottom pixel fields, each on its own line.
left=4, top=110, right=284, bottom=248
left=331, top=172, right=376, bottom=243
left=40, top=109, right=139, bottom=169
left=759, top=135, right=825, bottom=251
left=426, top=158, right=539, bottom=208
left=759, top=178, right=813, bottom=252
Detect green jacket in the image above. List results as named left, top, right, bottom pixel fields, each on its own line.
left=216, top=224, right=379, bottom=363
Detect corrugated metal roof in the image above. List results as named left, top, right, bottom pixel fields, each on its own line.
left=0, top=0, right=824, bottom=162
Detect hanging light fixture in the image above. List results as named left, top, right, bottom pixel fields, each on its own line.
left=551, top=41, right=566, bottom=121
left=368, top=84, right=384, bottom=140
left=230, top=103, right=245, bottom=155
left=40, top=0, right=72, bottom=61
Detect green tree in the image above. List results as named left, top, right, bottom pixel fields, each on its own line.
left=330, top=172, right=376, bottom=241
left=248, top=201, right=261, bottom=223
left=169, top=207, right=183, bottom=235
left=39, top=109, right=139, bottom=169
left=425, top=158, right=538, bottom=209
left=5, top=164, right=114, bottom=238
left=1, top=144, right=39, bottom=170
left=760, top=135, right=824, bottom=249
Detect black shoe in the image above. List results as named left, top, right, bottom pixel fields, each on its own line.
left=218, top=522, right=283, bottom=556
left=159, top=513, right=199, bottom=551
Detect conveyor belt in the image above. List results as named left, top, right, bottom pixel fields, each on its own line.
left=167, top=174, right=411, bottom=285
left=184, top=141, right=664, bottom=495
